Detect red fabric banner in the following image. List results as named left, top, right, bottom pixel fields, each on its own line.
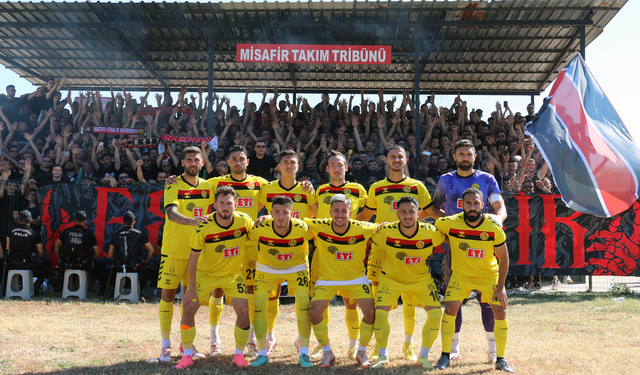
left=237, top=43, right=392, bottom=65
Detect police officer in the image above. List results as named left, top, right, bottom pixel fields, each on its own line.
left=54, top=211, right=101, bottom=293
left=107, top=211, right=154, bottom=289
left=6, top=210, right=50, bottom=295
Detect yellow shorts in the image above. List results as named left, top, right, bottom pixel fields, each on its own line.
left=242, top=243, right=258, bottom=287
left=254, top=269, right=309, bottom=296
left=194, top=272, right=247, bottom=306
left=445, top=274, right=501, bottom=306
left=376, top=275, right=440, bottom=309
left=157, top=255, right=188, bottom=289
left=367, top=249, right=386, bottom=282
left=312, top=283, right=373, bottom=302
left=337, top=289, right=354, bottom=304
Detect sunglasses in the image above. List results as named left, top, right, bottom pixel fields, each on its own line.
left=255, top=145, right=266, bottom=148
left=219, top=163, right=227, bottom=167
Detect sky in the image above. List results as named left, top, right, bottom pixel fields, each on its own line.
left=0, top=0, right=638, bottom=140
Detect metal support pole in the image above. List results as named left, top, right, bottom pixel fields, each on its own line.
left=580, top=25, right=586, bottom=60
left=207, top=29, right=214, bottom=137
left=414, top=35, right=422, bottom=180
left=530, top=94, right=535, bottom=109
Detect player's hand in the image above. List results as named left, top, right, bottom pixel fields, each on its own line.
left=485, top=214, right=503, bottom=228
left=255, top=215, right=271, bottom=227
left=182, top=289, right=199, bottom=307
left=192, top=216, right=208, bottom=226
left=375, top=222, right=390, bottom=233
left=300, top=180, right=315, bottom=195
left=165, top=175, right=178, bottom=186
left=493, top=286, right=508, bottom=309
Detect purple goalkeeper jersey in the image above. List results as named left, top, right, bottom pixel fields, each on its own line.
left=433, top=169, right=501, bottom=216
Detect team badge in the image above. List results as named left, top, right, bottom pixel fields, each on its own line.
left=375, top=259, right=382, bottom=265
left=452, top=281, right=460, bottom=287
left=493, top=284, right=498, bottom=291
left=384, top=196, right=394, bottom=205
left=249, top=260, right=255, bottom=268
left=416, top=240, right=425, bottom=249
left=343, top=188, right=351, bottom=195
left=382, top=285, right=389, bottom=291
left=428, top=283, right=436, bottom=291
left=459, top=242, right=470, bottom=252
left=328, top=246, right=338, bottom=254
left=403, top=185, right=411, bottom=193
left=268, top=248, right=279, bottom=255
left=236, top=276, right=243, bottom=283
left=215, top=244, right=224, bottom=253
left=289, top=239, right=297, bottom=246
left=396, top=251, right=407, bottom=261
left=169, top=267, right=175, bottom=273
left=472, top=183, right=480, bottom=189
left=481, top=232, right=489, bottom=240
left=324, top=196, right=332, bottom=205
left=348, top=237, right=357, bottom=245
left=234, top=229, right=242, bottom=238
left=248, top=183, right=255, bottom=190
left=258, top=274, right=264, bottom=280
left=201, top=191, right=208, bottom=198
left=186, top=202, right=195, bottom=212
left=297, top=270, right=306, bottom=277
left=294, top=194, right=302, bottom=202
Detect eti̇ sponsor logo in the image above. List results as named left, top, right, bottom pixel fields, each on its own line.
left=403, top=256, right=422, bottom=265
left=457, top=198, right=463, bottom=209
left=466, top=248, right=485, bottom=259
left=223, top=246, right=239, bottom=258
left=335, top=251, right=353, bottom=261
left=237, top=197, right=253, bottom=208
left=277, top=252, right=293, bottom=261
left=192, top=207, right=204, bottom=217
left=291, top=211, right=301, bottom=219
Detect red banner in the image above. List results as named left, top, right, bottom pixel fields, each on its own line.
left=82, top=126, right=144, bottom=135
left=237, top=44, right=392, bottom=65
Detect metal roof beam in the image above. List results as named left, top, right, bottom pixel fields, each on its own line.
left=0, top=55, right=46, bottom=82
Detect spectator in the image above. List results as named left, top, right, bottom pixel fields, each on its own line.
left=246, top=138, right=277, bottom=179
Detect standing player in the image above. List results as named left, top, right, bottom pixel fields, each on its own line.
left=433, top=139, right=507, bottom=362
left=357, top=145, right=443, bottom=361
left=434, top=188, right=513, bottom=373
left=312, top=150, right=368, bottom=358
left=175, top=186, right=253, bottom=369
left=369, top=196, right=446, bottom=369
left=306, top=194, right=377, bottom=368
left=156, top=146, right=212, bottom=362
left=206, top=145, right=268, bottom=356
left=248, top=196, right=314, bottom=367
left=258, top=149, right=318, bottom=354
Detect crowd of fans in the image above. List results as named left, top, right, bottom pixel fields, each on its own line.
left=0, top=76, right=559, bottom=293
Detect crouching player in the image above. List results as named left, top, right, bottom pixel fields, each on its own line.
left=176, top=186, right=253, bottom=369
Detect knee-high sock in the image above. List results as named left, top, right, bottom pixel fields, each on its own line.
left=359, top=321, right=374, bottom=348
left=312, top=319, right=330, bottom=347
left=494, top=318, right=509, bottom=358
left=422, top=309, right=442, bottom=349
left=441, top=313, right=456, bottom=353
left=346, top=307, right=361, bottom=340
left=267, top=298, right=279, bottom=334
left=248, top=293, right=255, bottom=324
left=235, top=325, right=250, bottom=352
left=455, top=307, right=462, bottom=333
left=294, top=289, right=311, bottom=349
left=209, top=296, right=224, bottom=325
left=373, top=309, right=390, bottom=350
left=480, top=302, right=495, bottom=332
left=253, top=292, right=269, bottom=350
left=181, top=324, right=196, bottom=350
left=402, top=297, right=416, bottom=336
left=159, top=300, right=173, bottom=340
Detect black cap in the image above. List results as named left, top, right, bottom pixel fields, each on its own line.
left=123, top=211, right=135, bottom=225
left=75, top=211, right=87, bottom=222
left=18, top=210, right=32, bottom=222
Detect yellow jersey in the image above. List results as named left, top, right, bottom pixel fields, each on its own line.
left=371, top=222, right=445, bottom=283
left=305, top=218, right=377, bottom=281
left=434, top=213, right=507, bottom=278
left=208, top=174, right=268, bottom=220
left=364, top=177, right=432, bottom=224
left=248, top=217, right=313, bottom=270
left=259, top=180, right=317, bottom=219
left=190, top=211, right=253, bottom=277
left=163, top=175, right=214, bottom=259
left=316, top=182, right=368, bottom=219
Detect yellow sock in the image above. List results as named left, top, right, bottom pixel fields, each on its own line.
left=294, top=289, right=311, bottom=348
left=359, top=321, right=374, bottom=347
left=422, top=309, right=442, bottom=349
left=373, top=309, right=390, bottom=349
left=441, top=313, right=456, bottom=353
left=267, top=298, right=279, bottom=334
left=312, top=320, right=330, bottom=347
left=159, top=300, right=173, bottom=340
left=180, top=324, right=196, bottom=350
left=402, top=295, right=416, bottom=336
left=254, top=292, right=269, bottom=350
left=323, top=307, right=330, bottom=325
left=209, top=296, right=223, bottom=325
left=248, top=293, right=255, bottom=324
left=235, top=324, right=250, bottom=351
left=494, top=318, right=509, bottom=358
left=345, top=307, right=361, bottom=340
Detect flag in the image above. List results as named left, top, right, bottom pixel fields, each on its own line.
left=526, top=54, right=640, bottom=217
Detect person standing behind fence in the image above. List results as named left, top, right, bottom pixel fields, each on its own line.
left=432, top=139, right=507, bottom=363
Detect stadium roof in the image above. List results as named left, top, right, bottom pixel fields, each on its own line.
left=0, top=0, right=627, bottom=95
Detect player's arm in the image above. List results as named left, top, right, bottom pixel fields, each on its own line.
left=107, top=244, right=115, bottom=259
left=183, top=248, right=202, bottom=306
left=54, top=238, right=63, bottom=260
left=491, top=196, right=507, bottom=224
left=493, top=243, right=509, bottom=308
left=419, top=204, right=445, bottom=221
left=143, top=242, right=155, bottom=263
left=91, top=245, right=99, bottom=260
left=307, top=203, right=318, bottom=218
left=356, top=207, right=375, bottom=221
left=166, top=205, right=207, bottom=226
